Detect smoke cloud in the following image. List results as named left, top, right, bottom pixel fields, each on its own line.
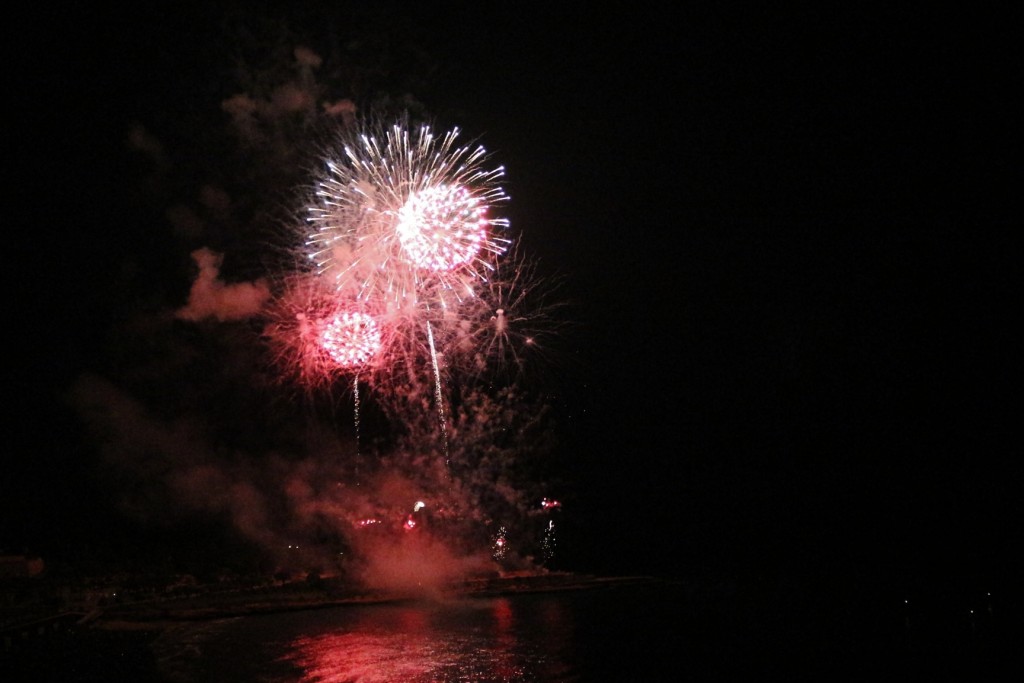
left=175, top=248, right=271, bottom=322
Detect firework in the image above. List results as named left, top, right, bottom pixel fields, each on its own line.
left=451, top=245, right=568, bottom=383
left=264, top=114, right=570, bottom=525
left=133, top=31, right=569, bottom=581
left=321, top=312, right=382, bottom=368
left=288, top=118, right=565, bottom=411
left=396, top=183, right=487, bottom=272
left=262, top=272, right=386, bottom=391
left=541, top=520, right=557, bottom=564
left=305, top=119, right=510, bottom=313
left=491, top=526, right=509, bottom=561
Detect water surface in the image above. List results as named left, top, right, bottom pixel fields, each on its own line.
left=154, top=580, right=693, bottom=682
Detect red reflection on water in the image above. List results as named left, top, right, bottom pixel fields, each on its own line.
left=281, top=597, right=575, bottom=682
left=397, top=604, right=428, bottom=633
left=284, top=630, right=438, bottom=682
left=492, top=597, right=514, bottom=631
left=489, top=598, right=519, bottom=680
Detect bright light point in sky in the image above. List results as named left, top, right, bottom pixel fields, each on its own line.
left=320, top=312, right=382, bottom=368
left=397, top=184, right=485, bottom=271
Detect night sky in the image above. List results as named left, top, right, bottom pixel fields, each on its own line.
left=6, top=4, right=1019, bottom=605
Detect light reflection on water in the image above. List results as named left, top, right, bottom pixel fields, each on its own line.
left=279, top=597, right=575, bottom=682
left=154, top=582, right=690, bottom=682
left=152, top=578, right=1013, bottom=680
left=155, top=588, right=639, bottom=683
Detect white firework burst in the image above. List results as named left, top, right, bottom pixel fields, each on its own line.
left=304, top=119, right=510, bottom=315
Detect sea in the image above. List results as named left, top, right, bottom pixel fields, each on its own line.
left=155, top=581, right=693, bottom=682
left=3, top=576, right=1017, bottom=681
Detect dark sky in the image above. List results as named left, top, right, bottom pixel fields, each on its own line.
left=6, top=4, right=1019, bottom=593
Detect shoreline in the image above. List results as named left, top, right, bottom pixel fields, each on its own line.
left=89, top=573, right=663, bottom=629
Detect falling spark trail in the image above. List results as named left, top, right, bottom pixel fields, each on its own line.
left=353, top=374, right=361, bottom=485
left=426, top=321, right=450, bottom=474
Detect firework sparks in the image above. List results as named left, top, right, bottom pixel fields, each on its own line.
left=263, top=272, right=387, bottom=392
left=279, top=117, right=561, bottom=416
left=305, top=120, right=509, bottom=311
left=541, top=520, right=557, bottom=564
left=492, top=526, right=509, bottom=561
left=321, top=312, right=382, bottom=368
left=397, top=183, right=487, bottom=272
